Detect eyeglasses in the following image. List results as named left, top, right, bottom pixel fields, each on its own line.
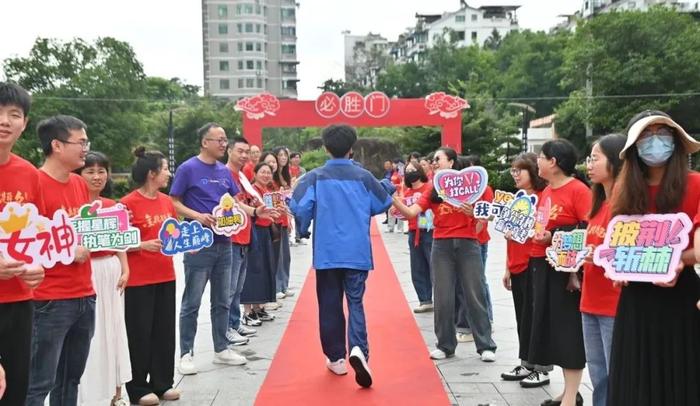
left=585, top=156, right=599, bottom=166
left=509, top=168, right=522, bottom=176
left=60, top=139, right=91, bottom=150
left=640, top=127, right=673, bottom=139
left=205, top=138, right=229, bottom=146
left=432, top=157, right=441, bottom=163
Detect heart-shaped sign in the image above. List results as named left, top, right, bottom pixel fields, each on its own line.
left=433, top=166, right=489, bottom=207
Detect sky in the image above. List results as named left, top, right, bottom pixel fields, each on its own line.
left=0, top=0, right=581, bottom=100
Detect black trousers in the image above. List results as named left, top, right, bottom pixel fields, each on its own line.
left=124, top=281, right=176, bottom=400
left=0, top=300, right=33, bottom=406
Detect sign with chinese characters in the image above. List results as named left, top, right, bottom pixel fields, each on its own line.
left=72, top=201, right=141, bottom=252
left=315, top=91, right=391, bottom=119
left=546, top=229, right=591, bottom=272
left=211, top=193, right=247, bottom=236
left=159, top=218, right=214, bottom=256
left=433, top=167, right=488, bottom=207
left=534, top=197, right=551, bottom=239
left=0, top=202, right=77, bottom=268
left=475, top=190, right=538, bottom=244
left=593, top=213, right=692, bottom=283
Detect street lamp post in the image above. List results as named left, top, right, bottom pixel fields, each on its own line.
left=507, top=102, right=536, bottom=153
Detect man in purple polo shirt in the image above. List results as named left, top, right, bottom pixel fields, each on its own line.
left=170, top=122, right=246, bottom=373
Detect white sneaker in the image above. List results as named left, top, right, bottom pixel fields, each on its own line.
left=226, top=328, right=249, bottom=346
left=178, top=353, right=198, bottom=375
left=348, top=346, right=372, bottom=388
left=480, top=350, right=496, bottom=362
left=413, top=303, right=433, bottom=313
left=326, top=358, right=348, bottom=375
left=457, top=332, right=474, bottom=342
left=213, top=349, right=247, bottom=366
left=429, top=348, right=453, bottom=360
left=283, top=289, right=295, bottom=297
left=237, top=325, right=257, bottom=337
left=265, top=302, right=281, bottom=311
left=276, top=291, right=286, bottom=300
left=298, top=239, right=308, bottom=245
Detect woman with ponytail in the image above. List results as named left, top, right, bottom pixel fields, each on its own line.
left=120, top=147, right=180, bottom=405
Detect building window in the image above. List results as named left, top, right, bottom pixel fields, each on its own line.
left=257, top=78, right=263, bottom=88
left=456, top=31, right=465, bottom=41
left=455, top=15, right=465, bottom=22
left=236, top=4, right=242, bottom=15
left=217, top=5, right=227, bottom=18
left=218, top=24, right=228, bottom=35
left=246, top=60, right=254, bottom=70
left=219, top=61, right=229, bottom=71
left=281, top=44, right=296, bottom=54
left=238, top=60, right=244, bottom=70
left=255, top=42, right=262, bottom=52
left=256, top=4, right=262, bottom=14
left=245, top=42, right=254, bottom=51
left=237, top=42, right=243, bottom=51
left=219, top=42, right=229, bottom=53
left=238, top=79, right=244, bottom=88
left=246, top=78, right=255, bottom=88
left=281, top=8, right=295, bottom=20
left=471, top=31, right=477, bottom=41
left=472, top=14, right=478, bottom=21
left=237, top=24, right=243, bottom=33
left=281, top=26, right=296, bottom=36
left=256, top=60, right=262, bottom=70
left=245, top=23, right=253, bottom=33
left=220, top=79, right=230, bottom=90
left=256, top=24, right=261, bottom=33
left=263, top=6, right=267, bottom=16
left=244, top=4, right=254, bottom=14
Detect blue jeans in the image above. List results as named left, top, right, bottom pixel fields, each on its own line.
left=275, top=229, right=291, bottom=294
left=582, top=313, right=615, bottom=406
left=316, top=269, right=369, bottom=361
left=228, top=244, right=248, bottom=330
left=180, top=242, right=233, bottom=355
left=26, top=296, right=96, bottom=406
left=432, top=238, right=496, bottom=355
left=408, top=230, right=433, bottom=304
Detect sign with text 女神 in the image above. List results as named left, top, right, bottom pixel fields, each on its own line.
left=593, top=213, right=692, bottom=283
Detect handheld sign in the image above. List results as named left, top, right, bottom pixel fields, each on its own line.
left=72, top=201, right=141, bottom=252
left=534, top=197, right=551, bottom=239
left=433, top=167, right=488, bottom=208
left=0, top=202, right=77, bottom=268
left=473, top=190, right=538, bottom=244
left=211, top=193, right=247, bottom=236
left=546, top=229, right=591, bottom=272
left=593, top=213, right=692, bottom=283
left=159, top=218, right=214, bottom=256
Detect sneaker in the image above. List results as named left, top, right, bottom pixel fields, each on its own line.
left=283, top=289, right=295, bottom=297
left=429, top=348, right=454, bottom=360
left=290, top=239, right=298, bottom=247
left=137, top=393, right=159, bottom=405
left=480, top=350, right=496, bottom=362
left=520, top=370, right=550, bottom=388
left=413, top=303, right=433, bottom=313
left=213, top=348, right=247, bottom=366
left=237, top=325, right=257, bottom=337
left=501, top=365, right=531, bottom=381
left=348, top=346, right=372, bottom=388
left=256, top=309, right=275, bottom=321
left=265, top=301, right=281, bottom=311
left=243, top=312, right=262, bottom=327
left=298, top=239, right=308, bottom=245
left=161, top=388, right=181, bottom=401
left=111, top=397, right=130, bottom=406
left=276, top=291, right=287, bottom=300
left=226, top=328, right=249, bottom=346
left=326, top=358, right=348, bottom=375
left=178, top=353, right=197, bottom=375
left=457, top=332, right=474, bottom=342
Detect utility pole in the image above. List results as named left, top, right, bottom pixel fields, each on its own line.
left=507, top=102, right=536, bottom=153
left=167, top=109, right=175, bottom=173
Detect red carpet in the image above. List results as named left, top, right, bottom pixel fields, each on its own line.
left=255, top=220, right=450, bottom=406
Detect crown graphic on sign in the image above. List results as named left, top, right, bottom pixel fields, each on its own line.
left=0, top=207, right=30, bottom=234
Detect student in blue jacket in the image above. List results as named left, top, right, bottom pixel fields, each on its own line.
left=290, top=124, right=392, bottom=389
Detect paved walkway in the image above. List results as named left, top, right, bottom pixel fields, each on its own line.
left=165, top=222, right=593, bottom=405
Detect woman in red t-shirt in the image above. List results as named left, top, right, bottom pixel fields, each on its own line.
left=388, top=159, right=405, bottom=233
left=580, top=134, right=626, bottom=406
left=271, top=147, right=294, bottom=300
left=240, top=162, right=278, bottom=324
left=419, top=157, right=434, bottom=181
left=607, top=111, right=700, bottom=406
left=402, top=162, right=434, bottom=313
left=75, top=151, right=132, bottom=406
left=499, top=152, right=551, bottom=388
left=391, top=147, right=496, bottom=362
left=531, top=139, right=590, bottom=406
left=120, top=148, right=180, bottom=404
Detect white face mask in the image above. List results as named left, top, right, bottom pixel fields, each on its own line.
left=636, top=134, right=675, bottom=166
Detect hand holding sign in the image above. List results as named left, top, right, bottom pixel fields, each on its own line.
left=433, top=167, right=488, bottom=207
left=546, top=229, right=591, bottom=272
left=159, top=218, right=214, bottom=256
left=212, top=193, right=247, bottom=236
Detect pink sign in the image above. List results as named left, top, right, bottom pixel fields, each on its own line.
left=593, top=213, right=692, bottom=283
left=425, top=92, right=470, bottom=119
left=234, top=93, right=281, bottom=120
left=433, top=167, right=488, bottom=207
left=364, top=91, right=391, bottom=118
left=315, top=92, right=341, bottom=119
left=340, top=91, right=365, bottom=118
left=72, top=201, right=141, bottom=252
left=211, top=193, right=247, bottom=237
left=534, top=197, right=551, bottom=239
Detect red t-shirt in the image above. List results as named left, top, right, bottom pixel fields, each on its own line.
left=229, top=167, right=252, bottom=246
left=290, top=165, right=301, bottom=179
left=476, top=186, right=493, bottom=244
left=33, top=171, right=94, bottom=300
left=253, top=184, right=272, bottom=227
left=405, top=183, right=432, bottom=231
left=581, top=201, right=620, bottom=316
left=0, top=154, right=45, bottom=303
left=531, top=179, right=591, bottom=258
left=416, top=185, right=478, bottom=239
left=242, top=162, right=255, bottom=182
left=90, top=197, right=118, bottom=259
left=649, top=172, right=700, bottom=245
left=120, top=190, right=177, bottom=287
